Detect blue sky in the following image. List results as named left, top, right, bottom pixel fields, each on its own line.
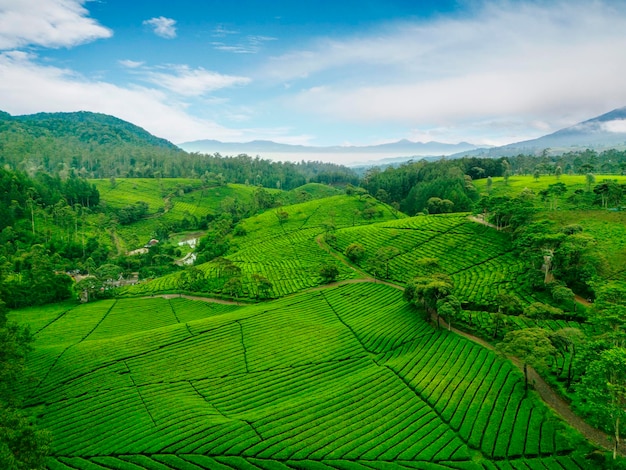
left=1, top=0, right=626, bottom=161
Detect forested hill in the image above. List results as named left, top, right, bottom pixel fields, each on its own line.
left=0, top=110, right=183, bottom=178
left=0, top=110, right=358, bottom=187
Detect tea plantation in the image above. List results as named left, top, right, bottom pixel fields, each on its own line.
left=12, top=283, right=590, bottom=469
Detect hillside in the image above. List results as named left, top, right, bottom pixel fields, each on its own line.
left=10, top=283, right=590, bottom=469
left=0, top=110, right=359, bottom=186
left=329, top=213, right=534, bottom=308
left=121, top=193, right=404, bottom=299
left=0, top=110, right=184, bottom=177
left=451, top=107, right=626, bottom=158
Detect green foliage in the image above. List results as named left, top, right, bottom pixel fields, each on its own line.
left=0, top=320, right=50, bottom=469
left=498, top=327, right=557, bottom=388
left=319, top=263, right=340, bottom=283
left=576, top=347, right=626, bottom=458
left=344, top=242, right=365, bottom=263
left=331, top=213, right=533, bottom=308
left=10, top=284, right=588, bottom=467
left=524, top=302, right=566, bottom=321
left=116, top=201, right=149, bottom=225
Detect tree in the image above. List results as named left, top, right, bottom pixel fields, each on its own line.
left=405, top=273, right=454, bottom=328
left=437, top=295, right=461, bottom=331
left=586, top=172, right=596, bottom=192
left=375, top=188, right=389, bottom=203
left=551, top=284, right=575, bottom=311
left=591, top=283, right=626, bottom=347
left=486, top=176, right=493, bottom=195
left=222, top=277, right=242, bottom=298
left=344, top=243, right=365, bottom=263
left=495, top=292, right=522, bottom=316
left=371, top=246, right=399, bottom=279
left=0, top=320, right=51, bottom=468
left=498, top=327, right=557, bottom=391
left=523, top=302, right=565, bottom=321
left=319, top=264, right=339, bottom=283
left=178, top=267, right=206, bottom=292
left=555, top=165, right=563, bottom=180
left=577, top=347, right=626, bottom=459
left=252, top=273, right=272, bottom=299
left=275, top=209, right=289, bottom=224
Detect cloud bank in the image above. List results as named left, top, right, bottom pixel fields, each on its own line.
left=0, top=0, right=112, bottom=49
left=266, top=1, right=626, bottom=142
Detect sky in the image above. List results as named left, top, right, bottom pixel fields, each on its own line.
left=1, top=0, right=626, bottom=158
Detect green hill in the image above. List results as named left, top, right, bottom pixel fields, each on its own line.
left=121, top=193, right=404, bottom=298
left=329, top=213, right=535, bottom=308
left=11, top=283, right=590, bottom=469
left=0, top=110, right=184, bottom=178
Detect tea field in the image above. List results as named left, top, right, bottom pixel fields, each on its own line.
left=12, top=283, right=590, bottom=469
left=121, top=194, right=403, bottom=299
left=329, top=214, right=536, bottom=308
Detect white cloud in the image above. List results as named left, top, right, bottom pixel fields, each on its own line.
left=265, top=1, right=626, bottom=141
left=129, top=64, right=250, bottom=96
left=0, top=0, right=112, bottom=50
left=602, top=120, right=626, bottom=134
left=0, top=51, right=243, bottom=143
left=119, top=59, right=144, bottom=69
left=0, top=52, right=307, bottom=146
left=212, top=34, right=276, bottom=54
left=143, top=16, right=177, bottom=39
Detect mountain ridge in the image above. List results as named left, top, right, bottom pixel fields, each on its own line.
left=452, top=106, right=626, bottom=158
left=178, top=137, right=484, bottom=156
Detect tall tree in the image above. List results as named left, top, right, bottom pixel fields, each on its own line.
left=577, top=347, right=626, bottom=459
left=498, top=327, right=556, bottom=392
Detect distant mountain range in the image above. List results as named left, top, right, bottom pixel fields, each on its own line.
left=178, top=139, right=484, bottom=163
left=180, top=106, right=626, bottom=166
left=452, top=106, right=626, bottom=158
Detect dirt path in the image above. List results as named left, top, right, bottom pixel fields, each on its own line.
left=314, top=235, right=618, bottom=454
left=434, top=314, right=619, bottom=453
left=574, top=294, right=592, bottom=307
left=468, top=214, right=498, bottom=229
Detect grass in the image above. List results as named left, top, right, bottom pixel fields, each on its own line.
left=13, top=283, right=591, bottom=469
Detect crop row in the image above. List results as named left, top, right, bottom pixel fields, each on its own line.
left=320, top=283, right=432, bottom=354
left=168, top=297, right=241, bottom=323
left=331, top=216, right=513, bottom=282
left=382, top=330, right=573, bottom=458
left=14, top=284, right=585, bottom=467
left=450, top=255, right=533, bottom=306
left=45, top=454, right=591, bottom=469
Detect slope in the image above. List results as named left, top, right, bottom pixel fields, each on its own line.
left=12, top=283, right=590, bottom=469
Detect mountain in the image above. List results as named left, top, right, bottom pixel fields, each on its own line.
left=2, top=110, right=180, bottom=150
left=451, top=106, right=626, bottom=158
left=178, top=138, right=484, bottom=165
left=0, top=110, right=185, bottom=177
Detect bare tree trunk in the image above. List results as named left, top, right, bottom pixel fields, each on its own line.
left=615, top=415, right=620, bottom=460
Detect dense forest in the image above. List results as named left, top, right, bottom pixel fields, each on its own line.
left=363, top=151, right=626, bottom=215
left=0, top=111, right=358, bottom=188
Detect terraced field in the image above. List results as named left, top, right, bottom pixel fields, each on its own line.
left=122, top=194, right=402, bottom=298
left=329, top=214, right=535, bottom=307
left=13, top=283, right=589, bottom=469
